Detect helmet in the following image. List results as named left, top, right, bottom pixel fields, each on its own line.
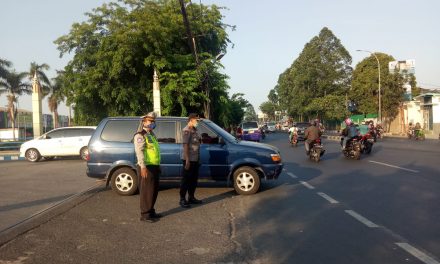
left=344, top=118, right=352, bottom=126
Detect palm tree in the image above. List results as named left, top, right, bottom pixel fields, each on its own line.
left=0, top=71, right=32, bottom=140
left=48, top=72, right=65, bottom=128
left=0, top=58, right=12, bottom=87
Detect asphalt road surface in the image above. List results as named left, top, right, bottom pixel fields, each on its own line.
left=0, top=134, right=439, bottom=264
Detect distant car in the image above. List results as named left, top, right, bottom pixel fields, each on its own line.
left=20, top=126, right=96, bottom=162
left=237, top=121, right=262, bottom=142
left=294, top=122, right=311, bottom=141
left=266, top=122, right=276, bottom=133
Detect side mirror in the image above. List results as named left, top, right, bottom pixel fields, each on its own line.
left=219, top=137, right=226, bottom=145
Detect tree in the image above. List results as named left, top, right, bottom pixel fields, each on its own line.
left=275, top=27, right=352, bottom=121
left=0, top=70, right=32, bottom=140
left=243, top=104, right=257, bottom=121
left=55, top=0, right=231, bottom=125
left=48, top=72, right=66, bottom=128
left=351, top=53, right=405, bottom=128
left=29, top=62, right=51, bottom=95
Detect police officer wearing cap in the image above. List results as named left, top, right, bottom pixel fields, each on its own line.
left=134, top=111, right=162, bottom=222
left=179, top=113, right=203, bottom=208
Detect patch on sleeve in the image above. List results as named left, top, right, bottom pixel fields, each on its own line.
left=137, top=137, right=144, bottom=143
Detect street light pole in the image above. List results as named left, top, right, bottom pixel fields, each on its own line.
left=356, top=49, right=381, bottom=124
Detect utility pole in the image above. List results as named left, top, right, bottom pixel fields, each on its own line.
left=178, top=0, right=211, bottom=119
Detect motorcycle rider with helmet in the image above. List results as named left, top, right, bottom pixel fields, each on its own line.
left=304, top=119, right=322, bottom=155
left=288, top=123, right=298, bottom=143
left=341, top=118, right=360, bottom=150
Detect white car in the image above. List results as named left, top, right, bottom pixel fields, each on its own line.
left=266, top=122, right=277, bottom=133
left=20, top=126, right=96, bottom=162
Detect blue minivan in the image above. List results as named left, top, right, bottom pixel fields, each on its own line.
left=86, top=117, right=283, bottom=195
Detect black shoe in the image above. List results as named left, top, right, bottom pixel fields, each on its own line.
left=188, top=197, right=203, bottom=204
left=149, top=212, right=163, bottom=219
left=180, top=199, right=191, bottom=208
left=140, top=217, right=158, bottom=223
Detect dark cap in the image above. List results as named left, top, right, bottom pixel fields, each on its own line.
left=188, top=113, right=200, bottom=121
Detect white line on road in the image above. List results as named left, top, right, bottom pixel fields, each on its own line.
left=368, top=160, right=419, bottom=173
left=317, top=192, right=339, bottom=204
left=345, top=210, right=379, bottom=228
left=287, top=172, right=298, bottom=179
left=396, top=243, right=440, bottom=264
left=300, top=181, right=315, bottom=189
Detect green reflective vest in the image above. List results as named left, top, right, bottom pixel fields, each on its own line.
left=143, top=133, right=160, bottom=165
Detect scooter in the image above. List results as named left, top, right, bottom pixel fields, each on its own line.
left=341, top=136, right=362, bottom=160
left=290, top=133, right=298, bottom=147
left=360, top=133, right=374, bottom=154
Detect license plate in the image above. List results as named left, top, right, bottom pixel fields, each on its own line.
left=249, top=130, right=254, bottom=134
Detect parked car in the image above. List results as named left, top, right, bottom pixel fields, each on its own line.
left=20, top=126, right=96, bottom=162
left=236, top=121, right=262, bottom=142
left=294, top=122, right=311, bottom=141
left=86, top=117, right=283, bottom=196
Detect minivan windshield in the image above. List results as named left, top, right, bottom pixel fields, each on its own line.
left=242, top=122, right=259, bottom=129
left=203, top=120, right=237, bottom=143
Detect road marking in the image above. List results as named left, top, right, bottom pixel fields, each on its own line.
left=368, top=160, right=419, bottom=173
left=396, top=243, right=440, bottom=264
left=300, top=181, right=315, bottom=189
left=345, top=210, right=379, bottom=228
left=317, top=192, right=339, bottom=204
left=287, top=172, right=298, bottom=179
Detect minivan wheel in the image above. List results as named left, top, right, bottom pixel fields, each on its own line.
left=25, top=148, right=41, bottom=162
left=233, top=166, right=260, bottom=195
left=80, top=147, right=88, bottom=161
left=111, top=168, right=138, bottom=196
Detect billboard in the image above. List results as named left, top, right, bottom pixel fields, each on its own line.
left=388, top=59, right=415, bottom=74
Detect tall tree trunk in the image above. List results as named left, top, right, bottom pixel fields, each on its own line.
left=53, top=107, right=59, bottom=128
left=7, top=94, right=17, bottom=141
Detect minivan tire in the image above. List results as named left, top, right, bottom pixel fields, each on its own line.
left=233, top=166, right=260, bottom=195
left=110, top=168, right=138, bottom=196
left=26, top=148, right=41, bottom=162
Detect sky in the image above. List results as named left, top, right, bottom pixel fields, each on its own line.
left=1, top=0, right=440, bottom=117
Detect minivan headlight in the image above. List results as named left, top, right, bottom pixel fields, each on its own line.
left=271, top=153, right=281, bottom=163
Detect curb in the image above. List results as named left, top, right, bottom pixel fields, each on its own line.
left=0, top=155, right=25, bottom=161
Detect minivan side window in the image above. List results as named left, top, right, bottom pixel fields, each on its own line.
left=155, top=121, right=176, bottom=143
left=64, top=129, right=81, bottom=138
left=46, top=129, right=64, bottom=139
left=101, top=120, right=139, bottom=142
left=198, top=123, right=219, bottom=144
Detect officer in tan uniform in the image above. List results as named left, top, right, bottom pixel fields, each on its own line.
left=134, top=112, right=162, bottom=222
left=179, top=113, right=203, bottom=208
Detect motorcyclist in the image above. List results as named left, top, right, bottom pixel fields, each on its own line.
left=288, top=124, right=298, bottom=143
left=341, top=118, right=360, bottom=150
left=304, top=120, right=322, bottom=155
left=414, top=122, right=422, bottom=138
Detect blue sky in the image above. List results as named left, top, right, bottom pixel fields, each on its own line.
left=1, top=0, right=439, bottom=116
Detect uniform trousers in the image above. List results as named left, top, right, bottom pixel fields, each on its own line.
left=180, top=161, right=200, bottom=199
left=139, top=165, right=160, bottom=217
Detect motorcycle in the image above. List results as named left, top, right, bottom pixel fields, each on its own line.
left=341, top=136, right=362, bottom=160
left=407, top=128, right=425, bottom=141
left=307, top=138, right=324, bottom=162
left=360, top=133, right=374, bottom=154
left=289, top=132, right=298, bottom=147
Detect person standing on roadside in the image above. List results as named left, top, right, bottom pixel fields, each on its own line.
left=179, top=113, right=203, bottom=208
left=134, top=112, right=162, bottom=223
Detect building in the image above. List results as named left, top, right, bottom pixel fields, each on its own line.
left=389, top=92, right=440, bottom=137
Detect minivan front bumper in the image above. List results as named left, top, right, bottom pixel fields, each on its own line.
left=261, top=163, right=284, bottom=179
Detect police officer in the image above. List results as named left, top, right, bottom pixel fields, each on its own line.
left=179, top=113, right=203, bottom=208
left=134, top=112, right=162, bottom=223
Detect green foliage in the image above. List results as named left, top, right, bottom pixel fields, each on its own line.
left=351, top=53, right=405, bottom=121
left=275, top=27, right=352, bottom=121
left=55, top=0, right=231, bottom=125
left=305, top=94, right=348, bottom=120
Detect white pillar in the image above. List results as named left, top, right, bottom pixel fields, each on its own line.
left=32, top=73, right=43, bottom=137
left=153, top=69, right=161, bottom=116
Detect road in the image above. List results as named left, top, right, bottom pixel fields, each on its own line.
left=0, top=134, right=439, bottom=263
